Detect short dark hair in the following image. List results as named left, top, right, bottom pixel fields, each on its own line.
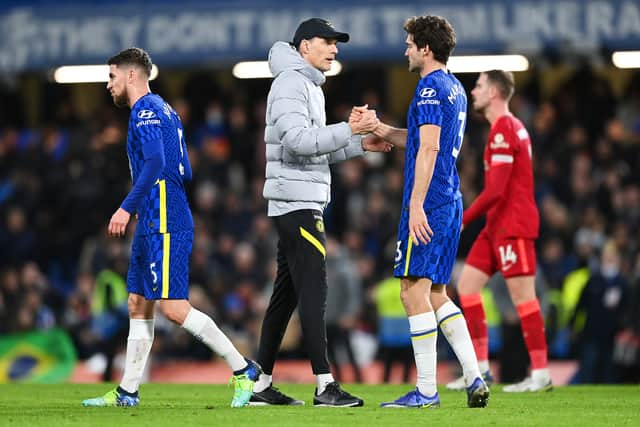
left=404, top=15, right=456, bottom=64
left=107, top=47, right=152, bottom=77
left=484, top=69, right=515, bottom=101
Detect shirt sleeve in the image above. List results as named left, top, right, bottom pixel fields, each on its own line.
left=121, top=106, right=166, bottom=214
left=462, top=120, right=516, bottom=226
left=133, top=106, right=164, bottom=160
left=414, top=80, right=442, bottom=127
left=462, top=162, right=512, bottom=226
left=328, top=135, right=364, bottom=163
left=120, top=150, right=165, bottom=214
left=486, top=119, right=518, bottom=167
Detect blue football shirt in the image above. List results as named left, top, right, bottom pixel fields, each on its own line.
left=127, top=93, right=193, bottom=235
left=403, top=69, right=467, bottom=210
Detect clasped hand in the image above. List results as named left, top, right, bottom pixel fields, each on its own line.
left=348, top=104, right=378, bottom=135
left=350, top=105, right=393, bottom=152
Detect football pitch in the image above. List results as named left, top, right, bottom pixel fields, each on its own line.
left=0, top=384, right=638, bottom=427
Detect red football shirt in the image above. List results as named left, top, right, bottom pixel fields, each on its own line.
left=462, top=114, right=539, bottom=238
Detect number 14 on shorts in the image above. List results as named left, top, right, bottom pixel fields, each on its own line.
left=498, top=244, right=517, bottom=271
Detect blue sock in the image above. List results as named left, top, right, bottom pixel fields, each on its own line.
left=232, top=359, right=251, bottom=376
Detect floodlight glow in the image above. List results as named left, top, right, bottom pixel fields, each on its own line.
left=448, top=55, right=529, bottom=73
left=232, top=60, right=342, bottom=79
left=612, top=51, right=640, bottom=69
left=53, top=64, right=159, bottom=83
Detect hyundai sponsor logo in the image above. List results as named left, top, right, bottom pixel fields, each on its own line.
left=417, top=99, right=440, bottom=106
left=420, top=87, right=437, bottom=98
left=137, top=109, right=156, bottom=119
left=136, top=119, right=161, bottom=128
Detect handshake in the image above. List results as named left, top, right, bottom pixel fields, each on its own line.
left=348, top=104, right=378, bottom=135
left=348, top=104, right=393, bottom=153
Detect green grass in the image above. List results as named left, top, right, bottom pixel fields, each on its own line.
left=0, top=384, right=638, bottom=427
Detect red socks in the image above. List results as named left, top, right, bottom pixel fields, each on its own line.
left=516, top=299, right=548, bottom=370
left=459, top=294, right=488, bottom=362
left=460, top=295, right=548, bottom=370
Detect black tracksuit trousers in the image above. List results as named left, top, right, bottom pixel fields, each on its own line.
left=257, top=209, right=330, bottom=375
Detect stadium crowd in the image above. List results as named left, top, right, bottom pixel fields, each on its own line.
left=1, top=63, right=639, bottom=383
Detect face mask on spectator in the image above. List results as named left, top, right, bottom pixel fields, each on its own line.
left=601, top=262, right=620, bottom=279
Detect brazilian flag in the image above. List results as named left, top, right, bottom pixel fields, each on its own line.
left=0, top=328, right=76, bottom=383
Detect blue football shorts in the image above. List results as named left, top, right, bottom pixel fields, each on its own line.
left=127, top=230, right=193, bottom=300
left=393, top=197, right=462, bottom=284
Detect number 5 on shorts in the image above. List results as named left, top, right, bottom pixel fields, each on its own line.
left=149, top=262, right=158, bottom=284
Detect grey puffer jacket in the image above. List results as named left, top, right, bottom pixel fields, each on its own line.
left=263, top=41, right=363, bottom=216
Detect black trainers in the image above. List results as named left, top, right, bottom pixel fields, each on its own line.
left=249, top=384, right=305, bottom=406
left=313, top=382, right=364, bottom=407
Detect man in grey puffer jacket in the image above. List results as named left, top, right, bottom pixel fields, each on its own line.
left=250, top=18, right=388, bottom=407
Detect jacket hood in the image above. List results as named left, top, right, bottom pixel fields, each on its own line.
left=268, top=41, right=326, bottom=86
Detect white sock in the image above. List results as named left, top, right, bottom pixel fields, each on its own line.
left=316, top=373, right=335, bottom=395
left=254, top=373, right=273, bottom=392
left=436, top=301, right=482, bottom=387
left=478, top=360, right=490, bottom=374
left=532, top=368, right=550, bottom=383
left=181, top=308, right=246, bottom=371
left=409, top=312, right=437, bottom=396
left=119, top=319, right=154, bottom=394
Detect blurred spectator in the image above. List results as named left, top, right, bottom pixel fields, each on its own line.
left=0, top=206, right=35, bottom=267
left=63, top=272, right=94, bottom=358
left=571, top=241, right=630, bottom=384
left=612, top=73, right=640, bottom=146
left=90, top=268, right=128, bottom=381
left=539, top=236, right=577, bottom=290
left=373, top=276, right=412, bottom=383
left=325, top=237, right=363, bottom=383
left=613, top=255, right=640, bottom=382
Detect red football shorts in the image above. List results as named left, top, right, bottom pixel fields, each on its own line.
left=466, top=229, right=536, bottom=278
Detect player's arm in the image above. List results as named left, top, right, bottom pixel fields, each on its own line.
left=351, top=106, right=407, bottom=148
left=109, top=114, right=166, bottom=237
left=110, top=147, right=165, bottom=237
left=462, top=155, right=513, bottom=228
left=372, top=122, right=408, bottom=149
left=408, top=124, right=440, bottom=245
